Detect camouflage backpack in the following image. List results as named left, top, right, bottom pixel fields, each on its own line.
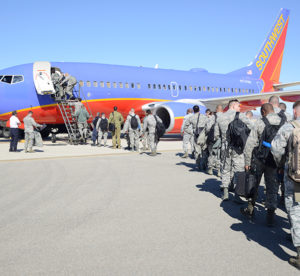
left=289, top=120, right=300, bottom=183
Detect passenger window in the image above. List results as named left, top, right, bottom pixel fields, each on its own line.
left=198, top=87, right=201, bottom=91
left=153, top=84, right=156, bottom=89
left=227, top=88, right=230, bottom=92
left=125, top=82, right=129, bottom=88
left=216, top=87, right=218, bottom=92
left=211, top=87, right=214, bottom=92
left=203, top=86, right=206, bottom=92
left=207, top=87, right=210, bottom=91
left=12, top=75, right=24, bottom=84
left=239, top=88, right=241, bottom=93
left=87, top=81, right=91, bottom=87
left=231, top=88, right=234, bottom=92
left=168, top=85, right=171, bottom=90
left=163, top=84, right=166, bottom=90
left=158, top=84, right=161, bottom=90
left=194, top=86, right=197, bottom=91
left=148, top=84, right=151, bottom=89
left=189, top=86, right=192, bottom=91
left=79, top=80, right=84, bottom=87
left=179, top=85, right=182, bottom=90
left=113, top=82, right=117, bottom=88
left=235, top=88, right=238, bottom=93
left=137, top=83, right=141, bottom=89
left=100, top=81, right=104, bottom=88
left=184, top=85, right=187, bottom=91
left=0, top=75, right=2, bottom=81
left=1, top=75, right=12, bottom=84
left=172, top=85, right=176, bottom=90
left=106, top=82, right=111, bottom=88
left=131, top=83, right=135, bottom=89
left=119, top=82, right=123, bottom=88
left=93, top=81, right=98, bottom=87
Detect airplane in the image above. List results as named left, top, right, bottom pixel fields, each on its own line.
left=0, top=8, right=299, bottom=139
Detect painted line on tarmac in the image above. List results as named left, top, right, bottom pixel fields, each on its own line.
left=0, top=149, right=182, bottom=163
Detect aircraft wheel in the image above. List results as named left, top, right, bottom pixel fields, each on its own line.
left=3, top=127, right=10, bottom=138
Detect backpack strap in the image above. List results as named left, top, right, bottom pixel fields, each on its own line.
left=291, top=120, right=300, bottom=129
left=262, top=117, right=270, bottom=126
left=234, top=112, right=240, bottom=120
left=196, top=113, right=200, bottom=126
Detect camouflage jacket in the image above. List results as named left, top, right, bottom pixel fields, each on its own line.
left=214, top=109, right=253, bottom=143
left=271, top=118, right=300, bottom=166
left=244, top=112, right=282, bottom=166
left=184, top=112, right=212, bottom=135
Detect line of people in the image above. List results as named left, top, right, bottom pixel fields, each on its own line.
left=181, top=96, right=300, bottom=270
left=89, top=106, right=164, bottom=156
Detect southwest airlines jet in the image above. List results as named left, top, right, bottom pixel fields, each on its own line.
left=0, top=8, right=299, bottom=138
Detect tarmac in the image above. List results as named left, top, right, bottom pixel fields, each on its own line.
left=0, top=136, right=299, bottom=275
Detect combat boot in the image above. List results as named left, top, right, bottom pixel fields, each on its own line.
left=150, top=151, right=157, bottom=156
left=222, top=188, right=229, bottom=201
left=182, top=152, right=188, bottom=158
left=206, top=167, right=213, bottom=175
left=266, top=209, right=275, bottom=227
left=28, top=148, right=35, bottom=153
left=289, top=247, right=300, bottom=270
left=240, top=201, right=254, bottom=219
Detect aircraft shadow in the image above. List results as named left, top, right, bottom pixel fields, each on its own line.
left=196, top=179, right=294, bottom=261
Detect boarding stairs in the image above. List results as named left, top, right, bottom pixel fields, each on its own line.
left=56, top=84, right=93, bottom=145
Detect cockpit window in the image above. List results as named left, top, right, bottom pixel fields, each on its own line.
left=0, top=75, right=3, bottom=81
left=1, top=76, right=13, bottom=84
left=12, top=75, right=24, bottom=84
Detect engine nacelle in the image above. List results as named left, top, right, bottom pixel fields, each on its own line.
left=142, top=102, right=195, bottom=133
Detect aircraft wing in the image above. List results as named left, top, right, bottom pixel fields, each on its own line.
left=175, top=89, right=300, bottom=110
left=273, top=82, right=300, bottom=90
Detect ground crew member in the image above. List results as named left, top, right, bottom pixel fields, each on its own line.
left=184, top=105, right=212, bottom=170
left=181, top=108, right=194, bottom=158
left=75, top=104, right=90, bottom=144
left=51, top=69, right=64, bottom=100
left=60, top=73, right=77, bottom=99
left=91, top=112, right=100, bottom=146
left=23, top=111, right=42, bottom=153
left=125, top=108, right=141, bottom=152
left=96, top=113, right=109, bottom=147
left=9, top=111, right=21, bottom=152
left=143, top=110, right=162, bottom=156
left=207, top=105, right=223, bottom=176
left=214, top=99, right=253, bottom=201
left=271, top=100, right=300, bottom=270
left=269, top=96, right=292, bottom=121
left=108, top=106, right=124, bottom=149
left=241, top=103, right=282, bottom=225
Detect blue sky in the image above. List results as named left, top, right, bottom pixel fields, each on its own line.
left=0, top=0, right=299, bottom=85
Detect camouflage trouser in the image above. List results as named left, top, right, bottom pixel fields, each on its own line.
left=98, top=130, right=108, bottom=146
left=148, top=132, right=157, bottom=152
left=24, top=132, right=34, bottom=150
left=249, top=158, right=279, bottom=210
left=284, top=165, right=300, bottom=247
left=207, top=143, right=221, bottom=170
left=129, top=129, right=140, bottom=151
left=142, top=132, right=150, bottom=149
left=194, top=143, right=208, bottom=169
left=183, top=132, right=194, bottom=154
left=222, top=148, right=244, bottom=188
left=78, top=122, right=88, bottom=139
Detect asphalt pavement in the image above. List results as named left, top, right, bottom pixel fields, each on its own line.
left=0, top=139, right=298, bottom=275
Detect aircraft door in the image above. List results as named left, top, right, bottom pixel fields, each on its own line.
left=170, top=82, right=179, bottom=97
left=33, top=61, right=56, bottom=95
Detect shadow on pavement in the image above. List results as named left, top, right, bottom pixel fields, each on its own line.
left=196, top=178, right=294, bottom=261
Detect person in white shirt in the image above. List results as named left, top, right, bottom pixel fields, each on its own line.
left=9, top=111, right=21, bottom=152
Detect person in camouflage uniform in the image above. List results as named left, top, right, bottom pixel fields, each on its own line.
left=214, top=99, right=253, bottom=201
left=241, top=103, right=282, bottom=226
left=184, top=105, right=212, bottom=171
left=124, top=108, right=141, bottom=152
left=181, top=108, right=194, bottom=158
left=207, top=105, right=223, bottom=177
left=143, top=110, right=163, bottom=156
left=271, top=101, right=300, bottom=270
